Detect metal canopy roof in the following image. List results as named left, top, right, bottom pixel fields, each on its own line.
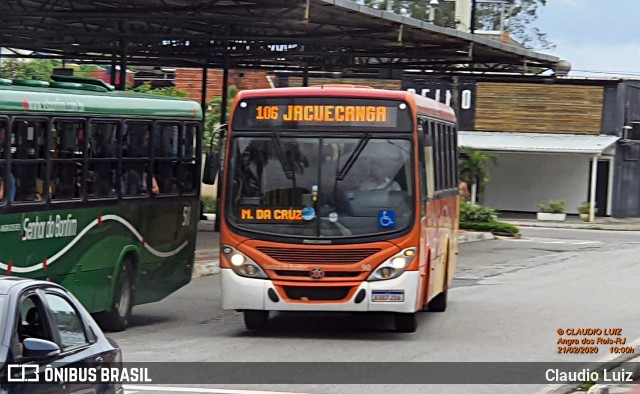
left=458, top=131, right=620, bottom=155
left=0, top=0, right=560, bottom=74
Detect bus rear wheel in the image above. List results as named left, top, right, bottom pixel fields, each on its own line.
left=394, top=312, right=417, bottom=333
left=243, top=310, right=269, bottom=330
left=96, top=261, right=134, bottom=332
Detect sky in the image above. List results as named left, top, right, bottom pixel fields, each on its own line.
left=534, top=0, right=640, bottom=77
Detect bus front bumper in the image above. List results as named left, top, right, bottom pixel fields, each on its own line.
left=221, top=268, right=420, bottom=313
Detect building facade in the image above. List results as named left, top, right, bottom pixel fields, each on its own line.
left=404, top=75, right=640, bottom=218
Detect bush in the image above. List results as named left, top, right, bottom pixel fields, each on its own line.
left=538, top=200, right=566, bottom=213
left=460, top=201, right=498, bottom=223
left=577, top=201, right=598, bottom=215
left=460, top=221, right=520, bottom=235
left=201, top=196, right=217, bottom=213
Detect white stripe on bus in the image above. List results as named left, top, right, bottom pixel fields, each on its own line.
left=0, top=214, right=188, bottom=273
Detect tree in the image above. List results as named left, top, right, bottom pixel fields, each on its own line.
left=359, top=0, right=553, bottom=50
left=204, top=85, right=239, bottom=152
left=132, top=81, right=188, bottom=98
left=0, top=59, right=62, bottom=80
left=458, top=146, right=496, bottom=204
left=476, top=0, right=554, bottom=50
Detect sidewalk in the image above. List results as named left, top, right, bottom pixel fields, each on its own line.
left=500, top=213, right=640, bottom=231
left=193, top=218, right=495, bottom=278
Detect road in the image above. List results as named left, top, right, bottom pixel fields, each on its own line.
left=112, top=228, right=640, bottom=394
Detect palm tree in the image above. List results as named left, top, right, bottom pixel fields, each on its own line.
left=458, top=146, right=496, bottom=204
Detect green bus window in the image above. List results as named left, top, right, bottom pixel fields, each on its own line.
left=179, top=159, right=197, bottom=194
left=182, top=124, right=197, bottom=159
left=50, top=121, right=84, bottom=200
left=88, top=122, right=119, bottom=199
left=122, top=162, right=151, bottom=197
left=179, top=124, right=198, bottom=194
left=0, top=120, right=7, bottom=204
left=153, top=123, right=179, bottom=195
left=11, top=120, right=47, bottom=203
left=123, top=123, right=150, bottom=158
left=121, top=122, right=151, bottom=198
left=0, top=120, right=6, bottom=159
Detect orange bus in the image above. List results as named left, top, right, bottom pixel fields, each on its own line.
left=207, top=86, right=459, bottom=332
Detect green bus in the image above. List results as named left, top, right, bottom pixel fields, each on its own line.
left=0, top=76, right=203, bottom=331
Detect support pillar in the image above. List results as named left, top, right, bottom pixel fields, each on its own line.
left=302, top=63, right=309, bottom=87
left=589, top=154, right=598, bottom=223
left=214, top=56, right=230, bottom=232
left=118, top=39, right=128, bottom=90
left=110, top=53, right=117, bottom=86
left=201, top=62, right=209, bottom=113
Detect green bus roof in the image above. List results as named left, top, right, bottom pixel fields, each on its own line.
left=0, top=80, right=203, bottom=120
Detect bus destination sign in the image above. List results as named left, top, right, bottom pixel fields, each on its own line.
left=233, top=98, right=412, bottom=131
left=239, top=207, right=307, bottom=223
left=255, top=105, right=392, bottom=125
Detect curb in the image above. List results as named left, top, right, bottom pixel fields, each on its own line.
left=193, top=260, right=219, bottom=277
left=502, top=221, right=640, bottom=232
left=194, top=241, right=220, bottom=278
left=459, top=231, right=496, bottom=243
left=197, top=220, right=215, bottom=232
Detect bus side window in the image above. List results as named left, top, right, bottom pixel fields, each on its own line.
left=88, top=122, right=119, bottom=199
left=11, top=119, right=47, bottom=203
left=50, top=121, right=84, bottom=200
left=418, top=120, right=427, bottom=214
left=0, top=120, right=10, bottom=204
left=122, top=122, right=151, bottom=197
left=153, top=123, right=179, bottom=195
left=179, top=124, right=199, bottom=194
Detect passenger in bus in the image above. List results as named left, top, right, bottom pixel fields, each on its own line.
left=122, top=168, right=159, bottom=196
left=0, top=172, right=16, bottom=202
left=146, top=172, right=160, bottom=195
left=14, top=166, right=43, bottom=202
left=359, top=162, right=401, bottom=191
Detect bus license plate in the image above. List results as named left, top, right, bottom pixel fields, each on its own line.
left=371, top=290, right=404, bottom=302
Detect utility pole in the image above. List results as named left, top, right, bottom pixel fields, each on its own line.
left=470, top=0, right=477, bottom=34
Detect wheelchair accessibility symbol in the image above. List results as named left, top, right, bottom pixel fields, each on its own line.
left=378, top=210, right=396, bottom=228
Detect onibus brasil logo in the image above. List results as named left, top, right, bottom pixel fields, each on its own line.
left=8, top=364, right=152, bottom=383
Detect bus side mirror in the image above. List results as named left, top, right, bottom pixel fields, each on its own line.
left=203, top=151, right=220, bottom=185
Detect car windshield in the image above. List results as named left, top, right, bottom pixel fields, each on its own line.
left=226, top=135, right=414, bottom=239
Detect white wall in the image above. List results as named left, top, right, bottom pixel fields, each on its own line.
left=480, top=152, right=591, bottom=214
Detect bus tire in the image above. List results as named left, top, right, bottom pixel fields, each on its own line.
left=243, top=310, right=269, bottom=330
left=427, top=289, right=448, bottom=312
left=394, top=312, right=418, bottom=333
left=97, top=260, right=135, bottom=332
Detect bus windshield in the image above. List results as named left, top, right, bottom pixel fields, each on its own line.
left=226, top=134, right=414, bottom=239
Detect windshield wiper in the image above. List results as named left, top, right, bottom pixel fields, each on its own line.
left=335, top=133, right=370, bottom=181
left=271, top=131, right=296, bottom=181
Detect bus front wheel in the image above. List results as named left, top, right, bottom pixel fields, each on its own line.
left=97, top=260, right=134, bottom=332
left=427, top=289, right=448, bottom=312
left=394, top=312, right=417, bottom=333
left=243, top=310, right=269, bottom=330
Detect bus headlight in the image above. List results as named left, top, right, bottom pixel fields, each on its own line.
left=223, top=245, right=268, bottom=279
left=367, top=247, right=417, bottom=281
left=391, top=256, right=407, bottom=269
left=230, top=254, right=245, bottom=267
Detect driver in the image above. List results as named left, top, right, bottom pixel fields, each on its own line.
left=359, top=162, right=401, bottom=191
